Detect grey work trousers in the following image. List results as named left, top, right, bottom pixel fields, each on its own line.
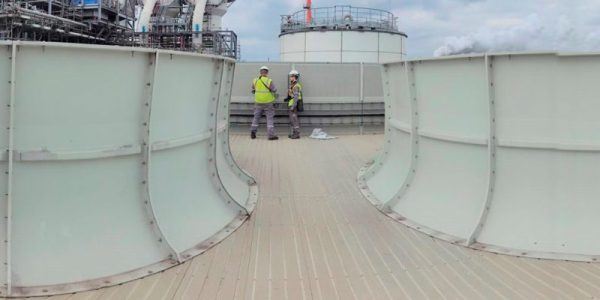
left=251, top=103, right=276, bottom=137
left=289, top=107, right=300, bottom=135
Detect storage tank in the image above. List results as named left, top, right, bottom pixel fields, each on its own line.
left=280, top=5, right=407, bottom=63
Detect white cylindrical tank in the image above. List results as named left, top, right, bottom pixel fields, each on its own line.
left=279, top=6, right=407, bottom=63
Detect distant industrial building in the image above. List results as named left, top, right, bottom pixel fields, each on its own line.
left=0, top=0, right=239, bottom=58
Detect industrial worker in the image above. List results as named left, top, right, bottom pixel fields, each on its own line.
left=251, top=66, right=278, bottom=140
left=286, top=70, right=302, bottom=139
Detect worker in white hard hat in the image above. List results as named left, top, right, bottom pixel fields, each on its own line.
left=285, top=70, right=302, bottom=139
left=250, top=66, right=278, bottom=140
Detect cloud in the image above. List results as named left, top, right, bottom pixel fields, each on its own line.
left=433, top=10, right=600, bottom=56
left=433, top=14, right=545, bottom=56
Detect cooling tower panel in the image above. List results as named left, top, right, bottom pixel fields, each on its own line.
left=360, top=53, right=600, bottom=261
left=0, top=42, right=257, bottom=297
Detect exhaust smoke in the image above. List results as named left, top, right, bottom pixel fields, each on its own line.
left=434, top=14, right=599, bottom=56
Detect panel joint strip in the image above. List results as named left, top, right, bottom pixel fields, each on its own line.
left=141, top=51, right=182, bottom=262
left=467, top=54, right=498, bottom=246
left=207, top=60, right=249, bottom=215
left=383, top=61, right=420, bottom=210
left=4, top=42, right=17, bottom=297
left=358, top=64, right=392, bottom=187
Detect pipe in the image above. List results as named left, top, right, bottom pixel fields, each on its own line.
left=136, top=0, right=158, bottom=32
left=205, top=1, right=228, bottom=31
left=305, top=0, right=312, bottom=24
left=192, top=0, right=207, bottom=48
left=14, top=6, right=87, bottom=28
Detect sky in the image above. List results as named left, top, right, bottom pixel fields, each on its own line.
left=222, top=0, right=600, bottom=61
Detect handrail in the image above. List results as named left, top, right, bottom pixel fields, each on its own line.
left=281, top=5, right=399, bottom=34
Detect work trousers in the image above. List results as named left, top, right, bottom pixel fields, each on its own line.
left=289, top=107, right=300, bottom=135
left=251, top=103, right=276, bottom=137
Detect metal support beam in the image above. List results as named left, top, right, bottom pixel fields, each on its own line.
left=382, top=61, right=419, bottom=211
left=207, top=59, right=248, bottom=215
left=141, top=51, right=181, bottom=263
left=217, top=62, right=257, bottom=212
left=4, top=41, right=16, bottom=297
left=467, top=54, right=498, bottom=246
left=357, top=63, right=393, bottom=207
left=359, top=62, right=364, bottom=134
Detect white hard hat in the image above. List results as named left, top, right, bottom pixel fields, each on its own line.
left=260, top=66, right=269, bottom=71
left=289, top=69, right=299, bottom=76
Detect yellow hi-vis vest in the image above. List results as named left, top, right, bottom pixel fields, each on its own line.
left=253, top=76, right=275, bottom=103
left=288, top=83, right=302, bottom=108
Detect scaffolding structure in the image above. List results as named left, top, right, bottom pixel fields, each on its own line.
left=0, top=0, right=136, bottom=43
left=0, top=0, right=239, bottom=58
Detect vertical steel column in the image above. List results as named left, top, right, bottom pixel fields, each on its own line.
left=97, top=0, right=101, bottom=22
left=359, top=62, right=364, bottom=135
left=141, top=51, right=181, bottom=262
left=466, top=55, right=498, bottom=246
left=382, top=61, right=419, bottom=211
left=218, top=61, right=257, bottom=212
left=225, top=63, right=255, bottom=193
left=207, top=59, right=248, bottom=215
left=340, top=31, right=344, bottom=63
left=4, top=42, right=16, bottom=297
left=357, top=63, right=393, bottom=206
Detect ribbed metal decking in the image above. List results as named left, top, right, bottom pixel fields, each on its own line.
left=13, top=134, right=600, bottom=299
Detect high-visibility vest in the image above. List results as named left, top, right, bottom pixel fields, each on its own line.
left=253, top=76, right=275, bottom=103
left=288, top=82, right=302, bottom=108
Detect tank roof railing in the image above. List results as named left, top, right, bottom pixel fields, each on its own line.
left=280, top=5, right=399, bottom=34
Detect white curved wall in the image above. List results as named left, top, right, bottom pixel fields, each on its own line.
left=280, top=31, right=406, bottom=63
left=359, top=53, right=600, bottom=261
left=0, top=42, right=257, bottom=297
left=230, top=62, right=383, bottom=104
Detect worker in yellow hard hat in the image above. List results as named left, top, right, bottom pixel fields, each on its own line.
left=251, top=66, right=278, bottom=140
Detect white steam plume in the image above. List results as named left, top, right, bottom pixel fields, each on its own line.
left=434, top=14, right=599, bottom=57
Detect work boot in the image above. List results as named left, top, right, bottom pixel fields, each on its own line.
left=289, top=133, right=300, bottom=139
left=250, top=131, right=256, bottom=139
left=268, top=136, right=279, bottom=141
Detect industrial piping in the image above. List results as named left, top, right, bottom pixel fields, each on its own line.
left=359, top=52, right=600, bottom=262
left=192, top=0, right=208, bottom=47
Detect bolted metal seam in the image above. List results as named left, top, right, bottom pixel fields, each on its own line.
left=140, top=51, right=182, bottom=262
left=4, top=42, right=17, bottom=296
left=217, top=62, right=258, bottom=211
left=466, top=54, right=498, bottom=246
left=358, top=63, right=394, bottom=187
left=206, top=60, right=249, bottom=215
left=383, top=61, right=420, bottom=210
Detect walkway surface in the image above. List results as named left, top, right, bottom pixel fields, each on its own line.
left=16, top=134, right=600, bottom=299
